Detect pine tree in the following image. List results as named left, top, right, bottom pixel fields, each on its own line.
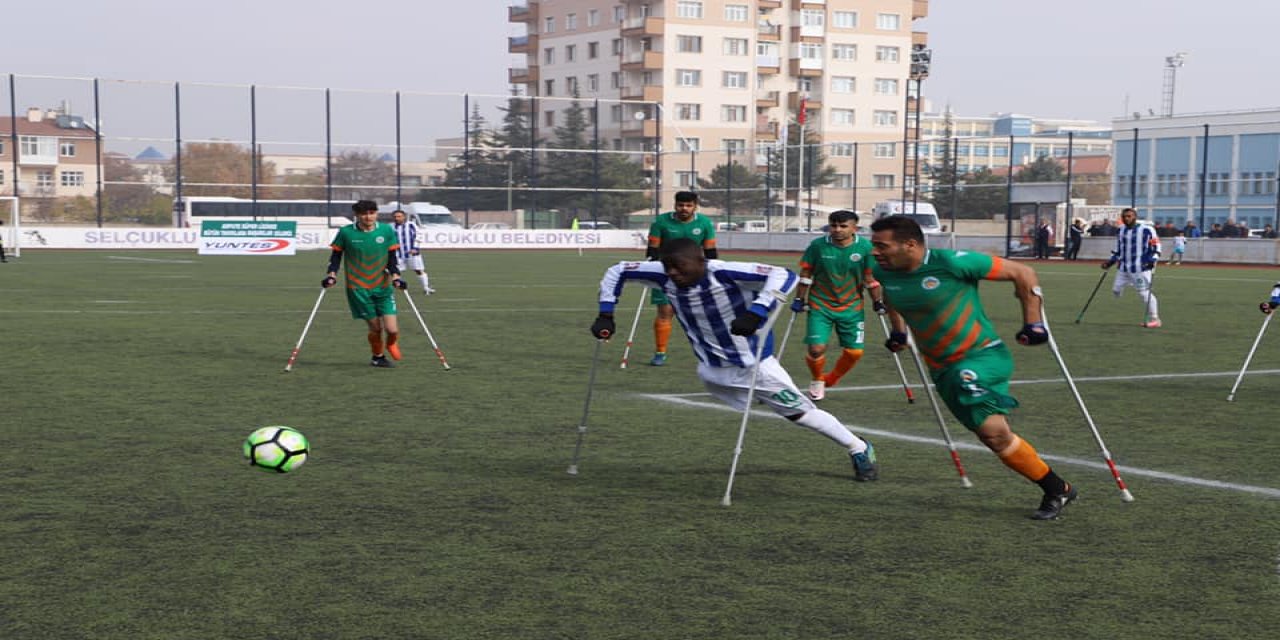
left=696, top=161, right=770, bottom=219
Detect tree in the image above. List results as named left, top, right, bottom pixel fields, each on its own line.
left=766, top=125, right=837, bottom=202
left=1016, top=155, right=1067, bottom=183
left=329, top=150, right=395, bottom=202
left=102, top=153, right=169, bottom=224
left=926, top=111, right=958, bottom=220
left=696, top=161, right=771, bottom=219
left=170, top=142, right=275, bottom=199
left=539, top=96, right=646, bottom=225
left=422, top=102, right=523, bottom=212
left=954, top=167, right=1009, bottom=219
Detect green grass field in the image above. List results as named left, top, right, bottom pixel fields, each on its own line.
left=2, top=248, right=1280, bottom=639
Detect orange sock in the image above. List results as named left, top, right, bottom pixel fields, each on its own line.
left=823, top=348, right=864, bottom=386
left=995, top=435, right=1051, bottom=482
left=385, top=332, right=401, bottom=360
left=367, top=330, right=384, bottom=356
left=654, top=318, right=672, bottom=354
left=805, top=354, right=827, bottom=380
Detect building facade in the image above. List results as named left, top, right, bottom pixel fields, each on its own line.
left=0, top=107, right=100, bottom=200
left=919, top=111, right=1111, bottom=176
left=508, top=0, right=928, bottom=215
left=1112, top=109, right=1280, bottom=230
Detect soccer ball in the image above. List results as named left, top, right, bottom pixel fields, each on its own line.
left=243, top=426, right=309, bottom=473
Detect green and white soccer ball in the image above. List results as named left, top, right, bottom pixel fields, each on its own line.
left=243, top=426, right=309, bottom=473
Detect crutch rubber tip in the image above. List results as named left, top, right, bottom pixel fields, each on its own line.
left=1120, top=489, right=1135, bottom=502
left=960, top=477, right=974, bottom=488
left=566, top=465, right=579, bottom=476
left=619, top=363, right=628, bottom=369
left=719, top=497, right=732, bottom=507
left=1226, top=395, right=1235, bottom=402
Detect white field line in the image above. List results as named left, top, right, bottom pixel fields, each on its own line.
left=638, top=387, right=1280, bottom=500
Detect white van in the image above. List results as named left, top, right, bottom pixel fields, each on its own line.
left=377, top=201, right=462, bottom=227
left=872, top=200, right=942, bottom=234
left=743, top=220, right=769, bottom=233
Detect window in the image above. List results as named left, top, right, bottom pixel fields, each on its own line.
left=588, top=42, right=599, bottom=59
left=830, top=109, right=855, bottom=125
left=565, top=44, right=576, bottom=62
left=612, top=38, right=623, bottom=56
left=677, top=35, right=703, bottom=53
left=875, top=46, right=900, bottom=63
left=724, top=4, right=748, bottom=21
left=675, top=103, right=702, bottom=120
left=676, top=69, right=702, bottom=86
left=873, top=174, right=895, bottom=189
left=588, top=9, right=599, bottom=26
left=566, top=13, right=577, bottom=30
left=544, top=79, right=555, bottom=95
left=566, top=76, right=579, bottom=94
left=798, top=77, right=815, bottom=93
left=874, top=78, right=899, bottom=95
left=876, top=13, right=901, bottom=30
left=610, top=71, right=621, bottom=88
left=610, top=104, right=623, bottom=123
left=834, top=174, right=853, bottom=188
left=587, top=74, right=599, bottom=92
left=799, top=43, right=823, bottom=59
left=544, top=47, right=555, bottom=64
left=831, top=76, right=856, bottom=93
left=0, top=140, right=4, bottom=154
left=20, top=135, right=57, bottom=158
left=36, top=170, right=54, bottom=189
left=873, top=110, right=898, bottom=127
left=831, top=44, right=857, bottom=61
left=544, top=17, right=555, bottom=33
left=60, top=141, right=76, bottom=157
left=0, top=169, right=4, bottom=185
left=613, top=5, right=625, bottom=22
left=678, top=138, right=701, bottom=152
left=873, top=143, right=896, bottom=158
left=722, top=71, right=748, bottom=89
left=800, top=9, right=824, bottom=27
left=723, top=37, right=748, bottom=56
left=830, top=143, right=854, bottom=157
left=833, top=11, right=857, bottom=28
left=723, top=139, right=747, bottom=154
left=61, top=170, right=84, bottom=187
left=721, top=105, right=748, bottom=122
left=677, top=1, right=703, bottom=18
left=677, top=171, right=697, bottom=187
left=545, top=111, right=556, bottom=127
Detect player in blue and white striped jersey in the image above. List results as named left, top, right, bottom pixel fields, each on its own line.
left=392, top=210, right=433, bottom=295
left=590, top=238, right=879, bottom=481
left=1102, top=207, right=1162, bottom=327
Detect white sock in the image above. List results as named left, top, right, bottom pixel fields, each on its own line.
left=1145, top=293, right=1159, bottom=319
left=419, top=273, right=430, bottom=290
left=793, top=409, right=866, bottom=452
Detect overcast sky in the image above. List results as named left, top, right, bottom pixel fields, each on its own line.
left=1, top=0, right=1274, bottom=146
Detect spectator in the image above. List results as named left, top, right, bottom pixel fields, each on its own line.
left=1263, top=224, right=1278, bottom=239
left=1087, top=221, right=1105, bottom=237
left=1183, top=221, right=1202, bottom=238
left=1034, top=219, right=1054, bottom=259
left=1223, top=219, right=1241, bottom=238
left=1064, top=218, right=1085, bottom=260
left=1208, top=223, right=1224, bottom=238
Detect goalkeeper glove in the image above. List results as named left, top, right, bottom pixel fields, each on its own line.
left=789, top=299, right=807, bottom=313
left=873, top=299, right=888, bottom=316
left=590, top=313, right=616, bottom=339
left=321, top=275, right=337, bottom=288
left=885, top=331, right=908, bottom=353
left=730, top=311, right=765, bottom=336
left=1016, top=322, right=1048, bottom=346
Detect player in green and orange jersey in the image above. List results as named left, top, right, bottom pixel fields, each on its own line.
left=869, top=215, right=1076, bottom=520
left=322, top=200, right=408, bottom=368
left=644, top=191, right=717, bottom=366
left=791, top=210, right=885, bottom=401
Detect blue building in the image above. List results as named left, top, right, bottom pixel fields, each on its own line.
left=1113, top=109, right=1280, bottom=230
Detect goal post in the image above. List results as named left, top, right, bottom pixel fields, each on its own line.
left=0, top=196, right=17, bottom=258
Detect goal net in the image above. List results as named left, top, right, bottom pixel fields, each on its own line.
left=0, top=197, right=17, bottom=258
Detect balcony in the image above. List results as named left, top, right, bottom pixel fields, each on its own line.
left=757, top=23, right=781, bottom=41
left=756, top=53, right=781, bottom=73
left=621, top=50, right=664, bottom=71
left=508, top=2, right=537, bottom=23
left=913, top=0, right=929, bottom=19
left=508, top=34, right=537, bottom=54
left=758, top=0, right=781, bottom=7
left=756, top=91, right=780, bottom=108
left=913, top=31, right=929, bottom=47
left=788, top=91, right=821, bottom=110
left=508, top=66, right=539, bottom=84
left=621, top=84, right=664, bottom=102
left=621, top=118, right=659, bottom=138
left=790, top=25, right=825, bottom=41
left=755, top=120, right=779, bottom=140
left=788, top=58, right=824, bottom=77
left=622, top=16, right=664, bottom=37
left=791, top=0, right=825, bottom=7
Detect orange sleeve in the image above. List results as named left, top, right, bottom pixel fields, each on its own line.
left=984, top=256, right=1007, bottom=280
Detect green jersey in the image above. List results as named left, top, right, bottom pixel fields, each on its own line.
left=329, top=223, right=400, bottom=290
left=647, top=212, right=717, bottom=253
left=872, top=249, right=1007, bottom=372
left=799, top=235, right=874, bottom=313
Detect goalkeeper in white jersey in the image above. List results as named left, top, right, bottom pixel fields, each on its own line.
left=590, top=238, right=879, bottom=481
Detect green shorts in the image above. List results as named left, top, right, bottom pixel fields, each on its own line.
left=345, top=286, right=397, bottom=320
left=932, top=343, right=1019, bottom=430
left=650, top=288, right=670, bottom=306
left=804, top=307, right=865, bottom=349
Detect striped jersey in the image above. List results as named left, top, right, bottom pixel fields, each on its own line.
left=393, top=221, right=419, bottom=260
left=871, top=249, right=1005, bottom=373
left=798, top=235, right=875, bottom=313
left=1110, top=223, right=1161, bottom=273
left=329, top=223, right=400, bottom=290
left=598, top=260, right=796, bottom=367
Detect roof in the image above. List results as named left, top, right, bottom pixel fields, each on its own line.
left=135, top=146, right=168, bottom=161
left=0, top=115, right=97, bottom=138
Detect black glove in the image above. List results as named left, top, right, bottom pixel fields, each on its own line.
left=1141, top=260, right=1156, bottom=271
left=392, top=277, right=408, bottom=290
left=730, top=311, right=765, bottom=336
left=873, top=299, right=888, bottom=316
left=885, top=331, right=908, bottom=352
left=1261, top=302, right=1278, bottom=315
left=1101, top=259, right=1116, bottom=270
left=321, top=275, right=337, bottom=288
left=789, top=299, right=806, bottom=313
left=590, top=313, right=615, bottom=339
left=1016, top=322, right=1048, bottom=346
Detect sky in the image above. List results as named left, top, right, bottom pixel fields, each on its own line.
left=1, top=0, right=1276, bottom=149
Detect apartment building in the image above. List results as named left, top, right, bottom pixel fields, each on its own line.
left=919, top=111, right=1111, bottom=176
left=0, top=107, right=99, bottom=199
left=508, top=0, right=928, bottom=213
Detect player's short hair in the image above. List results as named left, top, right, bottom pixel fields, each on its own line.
left=829, top=210, right=858, bottom=225
left=869, top=215, right=925, bottom=244
left=392, top=209, right=406, bottom=215
left=660, top=237, right=704, bottom=262
left=674, top=191, right=699, bottom=204
left=352, top=200, right=378, bottom=213
left=1120, top=207, right=1137, bottom=216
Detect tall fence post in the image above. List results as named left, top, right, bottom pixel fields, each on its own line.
left=1004, top=134, right=1015, bottom=257
left=173, top=82, right=183, bottom=228
left=93, top=78, right=103, bottom=227
left=395, top=91, right=402, bottom=206
left=250, top=84, right=258, bottom=218
left=1198, top=123, right=1209, bottom=231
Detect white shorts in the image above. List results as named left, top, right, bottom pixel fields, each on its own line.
left=1113, top=270, right=1153, bottom=295
left=699, top=357, right=814, bottom=417
left=398, top=254, right=425, bottom=273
